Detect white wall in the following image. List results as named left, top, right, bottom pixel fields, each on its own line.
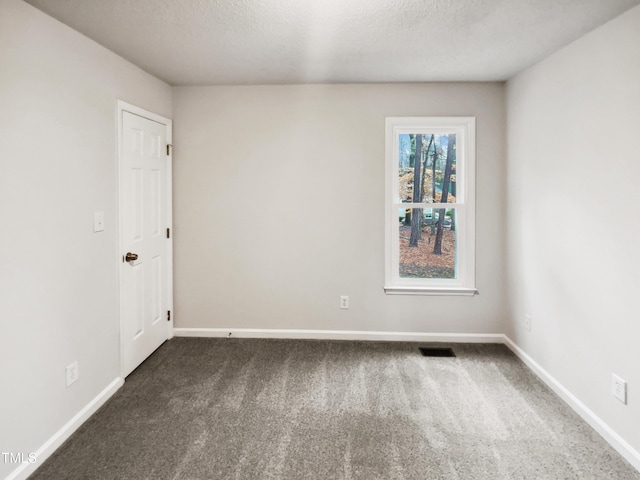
left=172, top=83, right=506, bottom=335
left=0, top=1, right=171, bottom=478
left=506, top=4, right=640, bottom=461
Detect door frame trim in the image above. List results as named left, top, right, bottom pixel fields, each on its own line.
left=116, top=101, right=173, bottom=379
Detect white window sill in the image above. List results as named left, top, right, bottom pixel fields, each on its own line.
left=384, top=286, right=478, bottom=296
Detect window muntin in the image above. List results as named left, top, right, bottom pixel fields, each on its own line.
left=385, top=117, right=476, bottom=295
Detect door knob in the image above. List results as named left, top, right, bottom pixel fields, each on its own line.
left=125, top=252, right=138, bottom=262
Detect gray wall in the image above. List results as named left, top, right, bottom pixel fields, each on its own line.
left=172, top=83, right=507, bottom=335
left=0, top=1, right=171, bottom=478
left=506, top=4, right=640, bottom=460
left=6, top=0, right=640, bottom=475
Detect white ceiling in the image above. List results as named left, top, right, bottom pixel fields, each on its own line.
left=24, top=0, right=640, bottom=86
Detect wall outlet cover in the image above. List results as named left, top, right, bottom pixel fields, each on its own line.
left=66, top=361, right=79, bottom=387
left=93, top=211, right=105, bottom=232
left=340, top=295, right=349, bottom=309
left=612, top=374, right=627, bottom=404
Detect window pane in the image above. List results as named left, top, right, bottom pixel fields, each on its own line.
left=398, top=133, right=457, bottom=204
left=398, top=208, right=457, bottom=279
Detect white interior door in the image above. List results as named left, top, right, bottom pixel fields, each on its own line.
left=119, top=104, right=172, bottom=377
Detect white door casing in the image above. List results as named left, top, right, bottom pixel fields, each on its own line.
left=118, top=102, right=173, bottom=378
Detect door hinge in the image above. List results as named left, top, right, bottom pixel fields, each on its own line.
left=166, top=144, right=172, bottom=156
left=166, top=227, right=170, bottom=239
left=167, top=310, right=171, bottom=322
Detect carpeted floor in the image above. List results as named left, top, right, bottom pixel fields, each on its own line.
left=30, top=338, right=640, bottom=479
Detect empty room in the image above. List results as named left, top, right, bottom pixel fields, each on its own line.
left=1, top=0, right=640, bottom=478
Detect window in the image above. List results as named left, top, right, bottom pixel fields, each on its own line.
left=385, top=117, right=476, bottom=295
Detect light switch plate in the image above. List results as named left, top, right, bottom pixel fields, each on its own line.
left=94, top=211, right=104, bottom=232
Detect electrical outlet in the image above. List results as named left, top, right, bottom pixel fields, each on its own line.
left=66, top=361, right=79, bottom=387
left=524, top=314, right=531, bottom=332
left=612, top=374, right=627, bottom=404
left=93, top=211, right=104, bottom=232
left=340, top=295, right=349, bottom=309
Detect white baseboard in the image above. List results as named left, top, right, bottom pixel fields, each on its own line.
left=5, top=377, right=124, bottom=480
left=503, top=336, right=640, bottom=472
left=173, top=327, right=504, bottom=343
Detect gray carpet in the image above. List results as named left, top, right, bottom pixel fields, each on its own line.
left=30, top=339, right=640, bottom=479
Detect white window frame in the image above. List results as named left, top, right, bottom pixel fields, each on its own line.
left=384, top=117, right=477, bottom=295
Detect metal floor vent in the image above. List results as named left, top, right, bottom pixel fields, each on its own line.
left=419, top=347, right=456, bottom=357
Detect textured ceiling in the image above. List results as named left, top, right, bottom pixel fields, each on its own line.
left=24, top=0, right=640, bottom=85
